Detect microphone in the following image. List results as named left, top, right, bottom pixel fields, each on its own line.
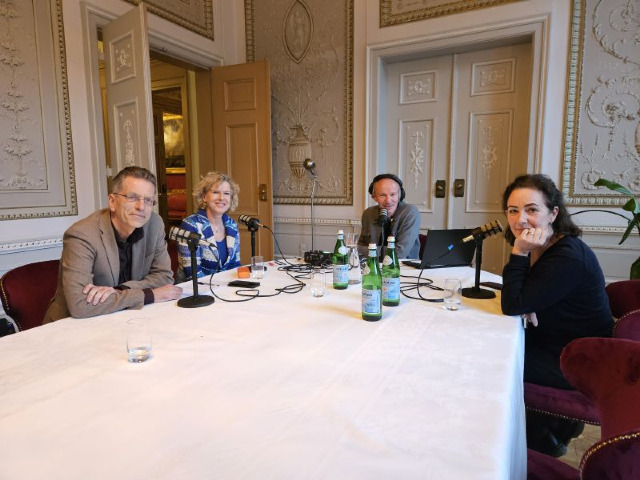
left=378, top=207, right=388, bottom=227
left=238, top=214, right=268, bottom=229
left=168, top=226, right=215, bottom=249
left=303, top=158, right=316, bottom=177
left=461, top=220, right=503, bottom=243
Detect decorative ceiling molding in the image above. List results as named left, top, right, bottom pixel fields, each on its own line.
left=125, top=0, right=214, bottom=40
left=379, top=0, right=522, bottom=27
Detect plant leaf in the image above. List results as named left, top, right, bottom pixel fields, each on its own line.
left=594, top=178, right=634, bottom=197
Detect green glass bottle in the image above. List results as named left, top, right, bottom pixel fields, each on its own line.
left=382, top=236, right=400, bottom=306
left=332, top=230, right=349, bottom=289
left=362, top=243, right=382, bottom=321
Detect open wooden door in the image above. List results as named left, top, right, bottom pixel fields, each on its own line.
left=102, top=4, right=155, bottom=176
left=212, top=61, right=274, bottom=261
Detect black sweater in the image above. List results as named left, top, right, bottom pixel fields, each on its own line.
left=502, top=235, right=613, bottom=355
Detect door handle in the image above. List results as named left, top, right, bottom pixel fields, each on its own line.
left=435, top=180, right=446, bottom=198
left=454, top=179, right=465, bottom=197
left=259, top=184, right=268, bottom=202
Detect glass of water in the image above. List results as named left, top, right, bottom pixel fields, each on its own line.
left=345, top=232, right=361, bottom=285
left=443, top=279, right=462, bottom=311
left=310, top=268, right=326, bottom=297
left=126, top=317, right=152, bottom=362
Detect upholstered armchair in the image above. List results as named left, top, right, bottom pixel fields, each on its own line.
left=0, top=260, right=59, bottom=331
left=527, top=337, right=640, bottom=479
left=605, top=279, right=640, bottom=319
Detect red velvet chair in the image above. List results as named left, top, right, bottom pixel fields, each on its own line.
left=419, top=233, right=427, bottom=259
left=0, top=260, right=60, bottom=332
left=524, top=307, right=640, bottom=429
left=606, top=279, right=640, bottom=319
left=613, top=309, right=640, bottom=341
left=528, top=337, right=640, bottom=479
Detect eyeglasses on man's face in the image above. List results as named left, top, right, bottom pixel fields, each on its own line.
left=113, top=193, right=157, bottom=207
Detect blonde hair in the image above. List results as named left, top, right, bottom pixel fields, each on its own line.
left=194, top=171, right=240, bottom=212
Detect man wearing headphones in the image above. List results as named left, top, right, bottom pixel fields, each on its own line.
left=358, top=174, right=421, bottom=259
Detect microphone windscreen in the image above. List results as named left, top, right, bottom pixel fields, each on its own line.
left=378, top=208, right=388, bottom=227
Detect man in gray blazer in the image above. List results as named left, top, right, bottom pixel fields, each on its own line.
left=44, top=167, right=182, bottom=323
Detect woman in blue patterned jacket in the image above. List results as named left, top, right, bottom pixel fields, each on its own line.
left=177, top=172, right=241, bottom=280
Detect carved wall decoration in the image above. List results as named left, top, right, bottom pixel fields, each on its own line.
left=471, top=59, right=515, bottom=95
left=400, top=71, right=436, bottom=104
left=562, top=0, right=640, bottom=205
left=245, top=0, right=353, bottom=205
left=401, top=121, right=431, bottom=199
left=380, top=0, right=522, bottom=27
left=124, top=0, right=214, bottom=40
left=0, top=0, right=76, bottom=220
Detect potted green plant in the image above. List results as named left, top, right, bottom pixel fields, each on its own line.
left=589, top=179, right=640, bottom=279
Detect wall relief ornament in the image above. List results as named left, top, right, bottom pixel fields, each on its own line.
left=562, top=0, right=640, bottom=206
left=0, top=0, right=76, bottom=220
left=245, top=0, right=353, bottom=205
left=124, top=0, right=214, bottom=40
left=379, top=0, right=522, bottom=27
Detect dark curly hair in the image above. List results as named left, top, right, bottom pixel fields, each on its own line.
left=502, top=174, right=581, bottom=245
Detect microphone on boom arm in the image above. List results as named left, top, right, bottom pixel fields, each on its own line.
left=461, top=220, right=503, bottom=244
left=460, top=220, right=504, bottom=300
left=169, top=227, right=215, bottom=249
left=303, top=158, right=317, bottom=177
left=168, top=227, right=215, bottom=308
left=238, top=215, right=268, bottom=259
left=238, top=214, right=268, bottom=230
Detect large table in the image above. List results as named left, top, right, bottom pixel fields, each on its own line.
left=0, top=264, right=525, bottom=479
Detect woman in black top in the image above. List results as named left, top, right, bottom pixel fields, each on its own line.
left=501, top=174, right=612, bottom=457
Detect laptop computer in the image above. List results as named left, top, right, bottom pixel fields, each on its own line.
left=403, top=229, right=476, bottom=269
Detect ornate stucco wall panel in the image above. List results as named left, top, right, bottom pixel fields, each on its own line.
left=0, top=0, right=76, bottom=220
left=379, top=0, right=522, bottom=27
left=562, top=0, right=640, bottom=205
left=245, top=0, right=353, bottom=205
left=124, top=0, right=214, bottom=40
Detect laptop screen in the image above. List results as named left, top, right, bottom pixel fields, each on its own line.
left=419, top=229, right=476, bottom=269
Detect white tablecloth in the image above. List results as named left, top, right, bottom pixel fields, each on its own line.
left=0, top=265, right=525, bottom=480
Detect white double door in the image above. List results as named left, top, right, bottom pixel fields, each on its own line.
left=384, top=41, right=532, bottom=273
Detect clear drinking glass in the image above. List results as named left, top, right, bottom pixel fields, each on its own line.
left=251, top=255, right=265, bottom=279
left=345, top=232, right=361, bottom=285
left=443, top=279, right=462, bottom=311
left=126, top=317, right=152, bottom=363
left=310, top=268, right=326, bottom=297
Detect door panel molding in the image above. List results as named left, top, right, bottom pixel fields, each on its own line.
left=369, top=16, right=549, bottom=197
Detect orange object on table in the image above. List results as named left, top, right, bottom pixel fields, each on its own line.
left=237, top=266, right=250, bottom=278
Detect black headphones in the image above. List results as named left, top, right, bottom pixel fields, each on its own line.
left=368, top=174, right=405, bottom=202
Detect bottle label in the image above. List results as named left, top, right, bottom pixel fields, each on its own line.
left=333, top=264, right=349, bottom=284
left=338, top=245, right=349, bottom=255
left=382, top=277, right=400, bottom=301
left=362, top=289, right=381, bottom=314
left=382, top=255, right=392, bottom=266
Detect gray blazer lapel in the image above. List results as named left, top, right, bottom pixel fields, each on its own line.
left=99, top=210, right=120, bottom=285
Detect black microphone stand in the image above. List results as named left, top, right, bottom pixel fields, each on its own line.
left=461, top=236, right=495, bottom=299
left=249, top=222, right=259, bottom=258
left=379, top=223, right=386, bottom=262
left=177, top=236, right=215, bottom=308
